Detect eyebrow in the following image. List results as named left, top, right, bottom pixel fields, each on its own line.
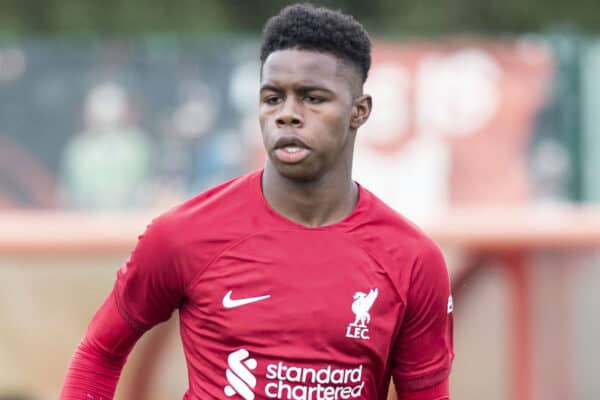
left=260, top=84, right=335, bottom=95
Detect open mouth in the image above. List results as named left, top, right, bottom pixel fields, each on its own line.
left=274, top=145, right=312, bottom=164
left=273, top=137, right=312, bottom=164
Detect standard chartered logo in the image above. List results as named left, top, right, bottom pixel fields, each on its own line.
left=224, top=349, right=365, bottom=400
left=265, top=362, right=365, bottom=399
left=225, top=349, right=258, bottom=400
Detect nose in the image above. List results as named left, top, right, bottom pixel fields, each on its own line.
left=276, top=98, right=303, bottom=128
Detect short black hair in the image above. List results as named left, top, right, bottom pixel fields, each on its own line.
left=260, top=3, right=371, bottom=83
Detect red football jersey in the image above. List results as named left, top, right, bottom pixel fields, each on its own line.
left=114, top=170, right=453, bottom=400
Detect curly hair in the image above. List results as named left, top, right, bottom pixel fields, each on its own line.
left=260, top=4, right=371, bottom=83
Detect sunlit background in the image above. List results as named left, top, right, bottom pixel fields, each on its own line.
left=1, top=1, right=600, bottom=399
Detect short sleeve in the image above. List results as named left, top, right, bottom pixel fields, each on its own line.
left=114, top=217, right=184, bottom=332
left=392, top=241, right=454, bottom=394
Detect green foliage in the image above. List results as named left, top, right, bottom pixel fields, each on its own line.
left=1, top=0, right=600, bottom=36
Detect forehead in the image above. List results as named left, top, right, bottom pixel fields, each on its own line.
left=261, top=49, right=350, bottom=88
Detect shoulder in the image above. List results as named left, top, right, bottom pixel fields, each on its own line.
left=357, top=186, right=440, bottom=259
left=152, top=171, right=259, bottom=232
left=128, top=171, right=262, bottom=284
left=350, top=186, right=447, bottom=295
left=137, top=171, right=262, bottom=261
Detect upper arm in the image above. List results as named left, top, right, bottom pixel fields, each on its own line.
left=391, top=242, right=454, bottom=396
left=85, top=289, right=143, bottom=357
left=114, top=217, right=185, bottom=332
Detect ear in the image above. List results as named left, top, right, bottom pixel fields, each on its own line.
left=350, top=94, right=372, bottom=130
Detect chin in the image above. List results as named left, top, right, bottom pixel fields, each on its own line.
left=272, top=162, right=322, bottom=183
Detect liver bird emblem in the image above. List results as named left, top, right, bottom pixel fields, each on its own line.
left=350, top=288, right=378, bottom=327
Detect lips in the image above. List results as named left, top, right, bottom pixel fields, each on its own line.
left=274, top=136, right=311, bottom=151
left=273, top=136, right=312, bottom=164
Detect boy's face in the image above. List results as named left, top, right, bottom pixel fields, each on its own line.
left=259, top=49, right=371, bottom=182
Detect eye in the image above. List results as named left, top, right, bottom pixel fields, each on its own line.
left=304, top=96, right=324, bottom=104
left=263, top=95, right=282, bottom=105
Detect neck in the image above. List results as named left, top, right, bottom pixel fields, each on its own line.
left=261, top=163, right=358, bottom=227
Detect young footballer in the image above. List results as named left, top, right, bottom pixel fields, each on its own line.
left=61, top=4, right=453, bottom=399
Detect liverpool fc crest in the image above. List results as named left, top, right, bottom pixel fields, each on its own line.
left=345, top=288, right=378, bottom=340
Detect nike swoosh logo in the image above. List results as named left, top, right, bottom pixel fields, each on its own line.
left=222, top=290, right=271, bottom=309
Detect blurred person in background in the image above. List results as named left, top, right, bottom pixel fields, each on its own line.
left=150, top=80, right=218, bottom=208
left=60, top=81, right=152, bottom=210
left=60, top=4, right=453, bottom=400
left=151, top=79, right=243, bottom=208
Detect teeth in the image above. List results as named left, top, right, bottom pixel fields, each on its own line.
left=283, top=146, right=302, bottom=153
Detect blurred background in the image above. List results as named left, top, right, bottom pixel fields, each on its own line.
left=1, top=0, right=600, bottom=399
